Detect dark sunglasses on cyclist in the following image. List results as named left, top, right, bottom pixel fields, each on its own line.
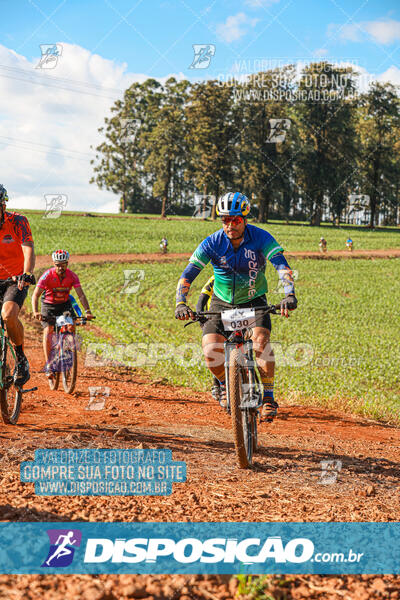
left=222, top=216, right=244, bottom=226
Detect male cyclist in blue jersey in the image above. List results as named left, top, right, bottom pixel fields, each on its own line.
left=175, top=192, right=297, bottom=422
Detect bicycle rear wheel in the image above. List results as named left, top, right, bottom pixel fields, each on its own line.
left=0, top=340, right=23, bottom=425
left=61, top=333, right=77, bottom=394
left=229, top=348, right=252, bottom=469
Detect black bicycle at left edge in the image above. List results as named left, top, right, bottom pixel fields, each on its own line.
left=185, top=303, right=280, bottom=469
left=0, top=279, right=37, bottom=425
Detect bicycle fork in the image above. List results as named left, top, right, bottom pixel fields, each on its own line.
left=224, top=338, right=263, bottom=413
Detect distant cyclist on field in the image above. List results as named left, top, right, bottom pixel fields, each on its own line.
left=346, top=238, right=353, bottom=252
left=0, top=185, right=36, bottom=386
left=31, top=250, right=94, bottom=378
left=160, top=237, right=168, bottom=254
left=175, top=192, right=297, bottom=422
left=319, top=237, right=327, bottom=253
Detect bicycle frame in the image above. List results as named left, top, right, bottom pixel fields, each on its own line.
left=185, top=305, right=279, bottom=415
left=184, top=303, right=280, bottom=467
left=0, top=322, right=16, bottom=391
left=223, top=331, right=263, bottom=415
left=0, top=280, right=38, bottom=424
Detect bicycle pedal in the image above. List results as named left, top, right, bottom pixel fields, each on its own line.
left=241, top=396, right=263, bottom=410
left=20, top=387, right=38, bottom=394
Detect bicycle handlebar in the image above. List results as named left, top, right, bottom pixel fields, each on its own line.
left=0, top=275, right=36, bottom=285
left=184, top=304, right=282, bottom=328
left=41, top=315, right=96, bottom=325
left=195, top=304, right=282, bottom=318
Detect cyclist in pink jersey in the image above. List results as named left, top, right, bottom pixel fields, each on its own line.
left=31, top=250, right=94, bottom=377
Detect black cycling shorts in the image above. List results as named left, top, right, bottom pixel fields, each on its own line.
left=41, top=301, right=74, bottom=328
left=0, top=281, right=28, bottom=308
left=201, top=294, right=272, bottom=337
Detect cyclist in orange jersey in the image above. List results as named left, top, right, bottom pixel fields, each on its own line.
left=0, top=185, right=36, bottom=386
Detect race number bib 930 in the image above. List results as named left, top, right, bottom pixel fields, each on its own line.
left=221, top=308, right=256, bottom=331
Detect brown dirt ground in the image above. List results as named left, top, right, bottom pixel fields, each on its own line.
left=0, top=323, right=399, bottom=598
left=35, top=247, right=400, bottom=269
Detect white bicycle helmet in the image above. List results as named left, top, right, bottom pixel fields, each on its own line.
left=52, top=249, right=70, bottom=263
left=216, top=192, right=250, bottom=217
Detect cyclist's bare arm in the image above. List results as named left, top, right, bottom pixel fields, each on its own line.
left=13, top=242, right=36, bottom=291
left=32, top=286, right=45, bottom=320
left=22, top=241, right=35, bottom=272
left=75, top=286, right=93, bottom=318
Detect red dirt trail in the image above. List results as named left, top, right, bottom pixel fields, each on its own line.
left=0, top=323, right=399, bottom=598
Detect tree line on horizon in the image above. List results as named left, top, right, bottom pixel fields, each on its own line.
left=90, top=62, right=400, bottom=227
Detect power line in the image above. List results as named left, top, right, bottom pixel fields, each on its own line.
left=0, top=134, right=94, bottom=158
left=0, top=62, right=127, bottom=94
left=0, top=65, right=126, bottom=101
left=0, top=138, right=93, bottom=162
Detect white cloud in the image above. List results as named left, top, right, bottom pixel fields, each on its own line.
left=333, top=23, right=362, bottom=43
left=0, top=43, right=184, bottom=214
left=331, top=63, right=400, bottom=94
left=216, top=13, right=259, bottom=43
left=245, top=0, right=280, bottom=7
left=332, top=19, right=400, bottom=45
left=377, top=65, right=400, bottom=86
left=363, top=19, right=400, bottom=44
left=313, top=48, right=329, bottom=57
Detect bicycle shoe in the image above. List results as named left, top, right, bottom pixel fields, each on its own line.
left=14, top=355, right=30, bottom=387
left=219, top=383, right=227, bottom=409
left=261, top=399, right=279, bottom=422
left=211, top=380, right=221, bottom=403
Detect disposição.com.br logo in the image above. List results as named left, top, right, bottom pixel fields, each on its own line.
left=41, top=529, right=82, bottom=567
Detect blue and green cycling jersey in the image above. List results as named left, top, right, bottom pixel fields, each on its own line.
left=188, top=224, right=284, bottom=304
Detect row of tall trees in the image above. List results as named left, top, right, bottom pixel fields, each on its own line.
left=90, top=62, right=400, bottom=226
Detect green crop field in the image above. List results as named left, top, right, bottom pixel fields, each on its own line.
left=28, top=256, right=400, bottom=424
left=15, top=209, right=400, bottom=256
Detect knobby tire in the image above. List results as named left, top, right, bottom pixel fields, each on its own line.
left=62, top=333, right=78, bottom=394
left=0, top=340, right=23, bottom=425
left=48, top=371, right=60, bottom=391
left=229, top=348, right=250, bottom=469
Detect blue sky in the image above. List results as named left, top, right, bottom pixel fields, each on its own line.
left=1, top=0, right=400, bottom=212
left=4, top=0, right=399, bottom=75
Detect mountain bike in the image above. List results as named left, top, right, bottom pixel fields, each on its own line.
left=185, top=303, right=280, bottom=469
left=42, top=313, right=95, bottom=394
left=0, top=279, right=37, bottom=425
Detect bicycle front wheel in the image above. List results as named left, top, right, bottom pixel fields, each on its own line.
left=0, top=341, right=23, bottom=425
left=48, top=371, right=60, bottom=390
left=247, top=368, right=259, bottom=454
left=229, top=348, right=252, bottom=469
left=61, top=334, right=77, bottom=394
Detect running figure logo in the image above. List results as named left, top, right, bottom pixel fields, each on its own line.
left=189, top=44, right=215, bottom=69
left=267, top=119, right=291, bottom=143
left=36, top=44, right=63, bottom=69
left=42, top=529, right=82, bottom=567
left=43, top=194, right=68, bottom=219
